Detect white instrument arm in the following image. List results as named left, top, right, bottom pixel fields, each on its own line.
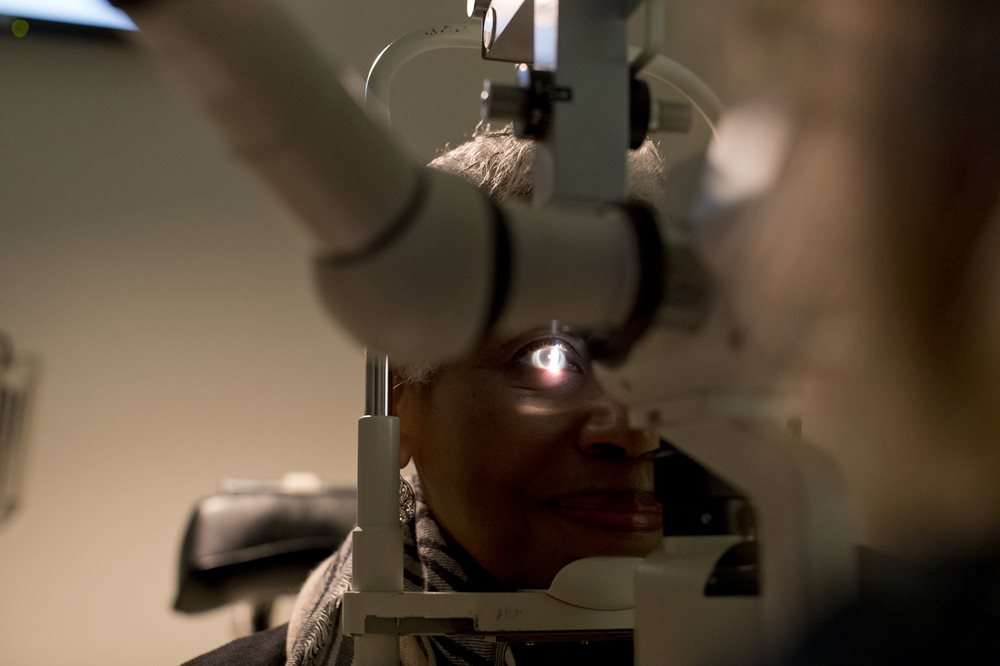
left=112, top=0, right=647, bottom=365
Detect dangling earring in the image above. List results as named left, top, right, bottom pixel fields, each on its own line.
left=399, top=476, right=416, bottom=523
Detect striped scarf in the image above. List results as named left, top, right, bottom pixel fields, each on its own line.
left=286, top=475, right=513, bottom=666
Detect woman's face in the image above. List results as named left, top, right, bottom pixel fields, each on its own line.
left=397, top=327, right=661, bottom=589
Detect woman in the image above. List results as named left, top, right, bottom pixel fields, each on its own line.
left=181, top=126, right=669, bottom=666
left=285, top=127, right=667, bottom=666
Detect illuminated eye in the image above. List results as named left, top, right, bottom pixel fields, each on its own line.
left=530, top=344, right=568, bottom=376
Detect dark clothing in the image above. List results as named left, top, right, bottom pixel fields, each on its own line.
left=782, top=551, right=1000, bottom=665
left=181, top=623, right=288, bottom=666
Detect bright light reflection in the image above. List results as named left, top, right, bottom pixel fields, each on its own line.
left=0, top=0, right=136, bottom=30
left=530, top=344, right=567, bottom=376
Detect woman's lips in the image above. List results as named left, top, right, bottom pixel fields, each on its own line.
left=547, top=490, right=663, bottom=532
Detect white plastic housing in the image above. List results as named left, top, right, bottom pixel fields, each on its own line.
left=123, top=0, right=420, bottom=255
left=498, top=201, right=639, bottom=337
left=313, top=170, right=498, bottom=364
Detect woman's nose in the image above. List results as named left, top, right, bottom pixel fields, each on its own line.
left=577, top=394, right=659, bottom=459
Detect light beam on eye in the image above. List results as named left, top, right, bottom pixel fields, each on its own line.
left=530, top=344, right=567, bottom=376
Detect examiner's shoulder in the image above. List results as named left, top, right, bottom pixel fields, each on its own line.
left=180, top=623, right=288, bottom=666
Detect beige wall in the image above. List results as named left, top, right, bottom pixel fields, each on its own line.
left=0, top=2, right=727, bottom=663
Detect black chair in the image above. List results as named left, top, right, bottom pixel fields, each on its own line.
left=174, top=479, right=356, bottom=633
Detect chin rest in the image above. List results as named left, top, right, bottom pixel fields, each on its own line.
left=174, top=480, right=356, bottom=616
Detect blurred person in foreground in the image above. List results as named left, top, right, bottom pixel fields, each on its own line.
left=707, top=0, right=1000, bottom=662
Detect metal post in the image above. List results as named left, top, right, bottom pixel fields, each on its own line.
left=533, top=0, right=630, bottom=206
left=353, top=349, right=403, bottom=664
left=364, top=351, right=391, bottom=417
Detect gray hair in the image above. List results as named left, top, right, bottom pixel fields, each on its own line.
left=428, top=124, right=667, bottom=208
left=397, top=124, right=667, bottom=385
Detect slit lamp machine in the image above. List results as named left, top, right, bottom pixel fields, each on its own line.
left=108, top=0, right=857, bottom=663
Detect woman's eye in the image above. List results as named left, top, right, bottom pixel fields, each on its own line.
left=530, top=344, right=569, bottom=376
left=512, top=339, right=585, bottom=386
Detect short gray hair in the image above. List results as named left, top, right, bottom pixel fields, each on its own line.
left=428, top=124, right=667, bottom=208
